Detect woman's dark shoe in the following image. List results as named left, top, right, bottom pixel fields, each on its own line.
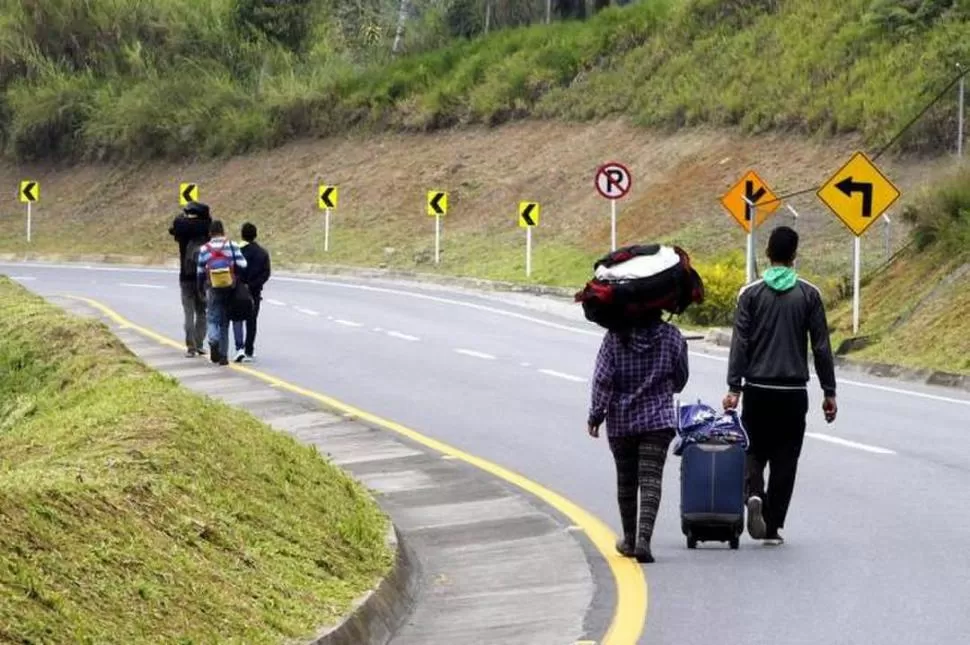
left=615, top=538, right=636, bottom=558
left=634, top=546, right=655, bottom=564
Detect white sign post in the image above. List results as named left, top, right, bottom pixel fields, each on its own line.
left=742, top=195, right=757, bottom=283
left=852, top=236, right=861, bottom=335
left=595, top=162, right=633, bottom=251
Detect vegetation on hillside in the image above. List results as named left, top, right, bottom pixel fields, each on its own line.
left=0, top=278, right=391, bottom=642
left=2, top=0, right=969, bottom=161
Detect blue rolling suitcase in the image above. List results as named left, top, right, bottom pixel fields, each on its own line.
left=679, top=441, right=746, bottom=549
left=676, top=402, right=749, bottom=550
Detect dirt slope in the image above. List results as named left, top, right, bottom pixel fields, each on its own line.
left=0, top=120, right=953, bottom=286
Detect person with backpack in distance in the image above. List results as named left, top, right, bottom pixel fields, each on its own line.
left=169, top=201, right=211, bottom=357
left=196, top=219, right=247, bottom=366
left=587, top=308, right=690, bottom=563
left=231, top=222, right=271, bottom=363
left=723, top=225, right=838, bottom=546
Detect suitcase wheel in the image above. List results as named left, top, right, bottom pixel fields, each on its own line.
left=686, top=531, right=698, bottom=550
left=729, top=537, right=740, bottom=550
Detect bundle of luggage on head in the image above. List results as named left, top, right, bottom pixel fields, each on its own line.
left=574, top=243, right=705, bottom=330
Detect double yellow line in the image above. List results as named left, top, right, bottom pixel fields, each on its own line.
left=70, top=295, right=649, bottom=645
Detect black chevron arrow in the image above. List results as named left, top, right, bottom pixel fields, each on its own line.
left=22, top=182, right=37, bottom=202
left=320, top=187, right=336, bottom=208
left=744, top=180, right=766, bottom=221
left=430, top=192, right=445, bottom=215
left=182, top=184, right=196, bottom=204
left=836, top=177, right=873, bottom=218
left=521, top=203, right=536, bottom=226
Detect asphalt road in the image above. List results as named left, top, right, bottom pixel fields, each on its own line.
left=6, top=261, right=970, bottom=645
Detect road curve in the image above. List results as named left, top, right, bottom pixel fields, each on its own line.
left=6, top=261, right=970, bottom=645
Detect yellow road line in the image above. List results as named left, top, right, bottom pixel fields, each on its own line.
left=68, top=295, right=649, bottom=644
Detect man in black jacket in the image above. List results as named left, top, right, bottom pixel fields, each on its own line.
left=231, top=222, right=271, bottom=362
left=169, top=202, right=211, bottom=357
left=723, top=226, right=837, bottom=546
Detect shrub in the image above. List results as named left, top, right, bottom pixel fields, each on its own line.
left=684, top=253, right=746, bottom=327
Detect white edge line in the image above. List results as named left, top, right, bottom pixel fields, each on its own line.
left=538, top=369, right=588, bottom=383
left=454, top=349, right=496, bottom=360
left=806, top=432, right=897, bottom=455
left=5, top=262, right=970, bottom=408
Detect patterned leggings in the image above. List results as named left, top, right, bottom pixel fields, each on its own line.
left=608, top=430, right=675, bottom=546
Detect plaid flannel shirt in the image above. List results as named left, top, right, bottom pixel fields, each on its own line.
left=588, top=322, right=689, bottom=436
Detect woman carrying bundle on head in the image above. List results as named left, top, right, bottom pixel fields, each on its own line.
left=579, top=244, right=701, bottom=563
left=586, top=307, right=689, bottom=563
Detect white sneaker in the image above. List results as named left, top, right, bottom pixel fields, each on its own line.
left=234, top=350, right=246, bottom=363
left=241, top=354, right=254, bottom=363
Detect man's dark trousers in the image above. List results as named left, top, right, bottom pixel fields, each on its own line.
left=244, top=292, right=262, bottom=356
left=180, top=281, right=206, bottom=352
left=742, top=385, right=809, bottom=533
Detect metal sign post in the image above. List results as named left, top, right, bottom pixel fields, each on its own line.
left=957, top=63, right=965, bottom=158
left=852, top=236, right=861, bottom=335
left=884, top=215, right=892, bottom=261
left=786, top=204, right=800, bottom=268
left=594, top=162, right=633, bottom=251
left=324, top=209, right=331, bottom=252
left=526, top=226, right=532, bottom=277
left=26, top=202, right=32, bottom=243
left=742, top=195, right=757, bottom=283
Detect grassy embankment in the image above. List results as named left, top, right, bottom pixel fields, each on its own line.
left=0, top=278, right=392, bottom=642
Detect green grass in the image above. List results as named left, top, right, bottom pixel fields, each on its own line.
left=0, top=278, right=392, bottom=643
left=3, top=0, right=970, bottom=161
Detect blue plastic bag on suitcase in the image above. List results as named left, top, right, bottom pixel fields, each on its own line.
left=673, top=401, right=749, bottom=456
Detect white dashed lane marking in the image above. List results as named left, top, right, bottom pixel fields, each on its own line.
left=387, top=331, right=420, bottom=342
left=454, top=349, right=496, bottom=360
left=294, top=307, right=319, bottom=316
left=119, top=283, right=166, bottom=289
left=265, top=298, right=287, bottom=306
left=334, top=319, right=363, bottom=328
left=538, top=369, right=587, bottom=383
left=806, top=432, right=896, bottom=455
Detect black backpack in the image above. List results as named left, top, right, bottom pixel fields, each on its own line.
left=574, top=244, right=705, bottom=330
left=183, top=237, right=204, bottom=279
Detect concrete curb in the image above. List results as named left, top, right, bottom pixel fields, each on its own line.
left=705, top=327, right=970, bottom=394
left=303, top=524, right=419, bottom=645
